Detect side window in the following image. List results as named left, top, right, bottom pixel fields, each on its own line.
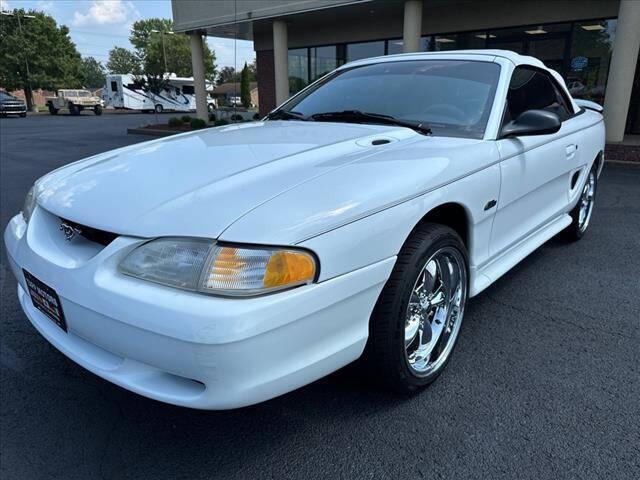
left=110, top=81, right=118, bottom=92
left=504, top=67, right=571, bottom=124
left=550, top=81, right=573, bottom=120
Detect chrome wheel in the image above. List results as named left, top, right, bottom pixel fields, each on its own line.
left=578, top=171, right=596, bottom=233
left=404, top=247, right=467, bottom=376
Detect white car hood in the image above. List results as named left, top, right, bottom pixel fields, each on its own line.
left=35, top=121, right=424, bottom=239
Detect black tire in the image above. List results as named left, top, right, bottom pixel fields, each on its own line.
left=20, top=112, right=27, bottom=117
left=154, top=104, right=163, bottom=114
left=69, top=104, right=80, bottom=116
left=48, top=104, right=58, bottom=115
left=564, top=163, right=598, bottom=241
left=94, top=105, right=102, bottom=116
left=361, top=223, right=469, bottom=392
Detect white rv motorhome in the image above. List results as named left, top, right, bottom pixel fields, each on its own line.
left=103, top=74, right=216, bottom=113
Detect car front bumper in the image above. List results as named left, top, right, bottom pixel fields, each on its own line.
left=4, top=209, right=394, bottom=409
left=0, top=105, right=27, bottom=114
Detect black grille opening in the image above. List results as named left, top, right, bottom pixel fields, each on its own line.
left=59, top=218, right=119, bottom=246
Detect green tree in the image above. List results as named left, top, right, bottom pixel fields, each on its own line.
left=240, top=62, right=251, bottom=107
left=246, top=60, right=257, bottom=82
left=217, top=66, right=239, bottom=85
left=130, top=18, right=216, bottom=81
left=106, top=47, right=141, bottom=74
left=216, top=61, right=255, bottom=86
left=80, top=57, right=105, bottom=89
left=0, top=9, right=83, bottom=109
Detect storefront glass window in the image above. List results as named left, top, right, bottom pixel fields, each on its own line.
left=310, top=46, right=338, bottom=82
left=568, top=19, right=617, bottom=104
left=288, top=18, right=618, bottom=106
left=528, top=37, right=567, bottom=73
left=386, top=37, right=430, bottom=55
left=487, top=26, right=528, bottom=54
left=346, top=41, right=385, bottom=62
left=433, top=33, right=485, bottom=51
left=288, top=48, right=309, bottom=94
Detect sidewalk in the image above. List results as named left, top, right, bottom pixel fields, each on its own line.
left=606, top=135, right=640, bottom=164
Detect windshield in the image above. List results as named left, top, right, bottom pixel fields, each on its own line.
left=77, top=91, right=91, bottom=97
left=279, top=60, right=501, bottom=139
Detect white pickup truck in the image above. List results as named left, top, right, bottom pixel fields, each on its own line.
left=46, top=90, right=103, bottom=116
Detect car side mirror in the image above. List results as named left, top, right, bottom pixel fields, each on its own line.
left=500, top=109, right=561, bottom=138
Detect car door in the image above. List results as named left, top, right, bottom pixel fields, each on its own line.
left=490, top=66, right=579, bottom=257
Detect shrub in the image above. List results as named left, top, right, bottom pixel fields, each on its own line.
left=214, top=119, right=229, bottom=126
left=190, top=118, right=207, bottom=130
left=208, top=112, right=216, bottom=122
left=168, top=117, right=183, bottom=127
left=252, top=113, right=260, bottom=120
left=181, top=115, right=192, bottom=123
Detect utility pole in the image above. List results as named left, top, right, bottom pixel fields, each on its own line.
left=151, top=29, right=175, bottom=74
left=1, top=10, right=36, bottom=111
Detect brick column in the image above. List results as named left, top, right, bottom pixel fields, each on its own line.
left=257, top=49, right=276, bottom=117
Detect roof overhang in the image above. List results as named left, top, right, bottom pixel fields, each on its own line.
left=171, top=0, right=372, bottom=39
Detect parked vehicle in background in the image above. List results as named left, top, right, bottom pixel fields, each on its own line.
left=0, top=91, right=27, bottom=117
left=228, top=96, right=242, bottom=107
left=46, top=90, right=102, bottom=116
left=103, top=74, right=216, bottom=113
left=567, top=80, right=586, bottom=96
left=5, top=51, right=605, bottom=409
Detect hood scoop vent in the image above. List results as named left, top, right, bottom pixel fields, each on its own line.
left=356, top=136, right=397, bottom=148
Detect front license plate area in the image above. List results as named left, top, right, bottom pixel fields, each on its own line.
left=23, top=269, right=67, bottom=332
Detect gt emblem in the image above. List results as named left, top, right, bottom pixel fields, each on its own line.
left=60, top=222, right=81, bottom=241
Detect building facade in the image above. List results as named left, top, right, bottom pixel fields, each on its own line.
left=172, top=0, right=640, bottom=142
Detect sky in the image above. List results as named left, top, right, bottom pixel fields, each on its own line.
left=0, top=0, right=256, bottom=71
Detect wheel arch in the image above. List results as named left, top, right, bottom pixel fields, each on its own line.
left=409, top=202, right=471, bottom=250
left=594, top=149, right=605, bottom=177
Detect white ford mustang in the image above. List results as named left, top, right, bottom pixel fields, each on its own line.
left=5, top=51, right=604, bottom=409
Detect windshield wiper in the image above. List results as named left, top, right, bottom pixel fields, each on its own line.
left=310, top=110, right=432, bottom=135
left=265, top=109, right=310, bottom=121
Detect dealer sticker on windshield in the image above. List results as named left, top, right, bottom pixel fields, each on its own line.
left=23, top=270, right=67, bottom=332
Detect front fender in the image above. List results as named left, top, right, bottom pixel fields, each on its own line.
left=298, top=162, right=500, bottom=283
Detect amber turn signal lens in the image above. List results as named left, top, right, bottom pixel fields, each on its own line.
left=263, top=251, right=316, bottom=288
left=200, top=245, right=317, bottom=295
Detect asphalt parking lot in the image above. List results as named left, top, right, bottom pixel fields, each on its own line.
left=1, top=113, right=639, bottom=479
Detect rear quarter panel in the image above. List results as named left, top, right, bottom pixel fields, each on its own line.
left=566, top=108, right=605, bottom=208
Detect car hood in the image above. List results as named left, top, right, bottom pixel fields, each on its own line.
left=36, top=121, right=425, bottom=238
left=36, top=121, right=495, bottom=242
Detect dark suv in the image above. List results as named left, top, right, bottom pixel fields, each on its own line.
left=0, top=91, right=27, bottom=117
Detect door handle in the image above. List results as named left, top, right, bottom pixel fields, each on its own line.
left=565, top=144, right=578, bottom=159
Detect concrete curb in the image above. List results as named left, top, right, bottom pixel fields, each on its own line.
left=29, top=109, right=172, bottom=116
left=604, top=159, right=640, bottom=167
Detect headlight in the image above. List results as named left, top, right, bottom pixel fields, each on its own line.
left=119, top=238, right=317, bottom=297
left=22, top=186, right=36, bottom=223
